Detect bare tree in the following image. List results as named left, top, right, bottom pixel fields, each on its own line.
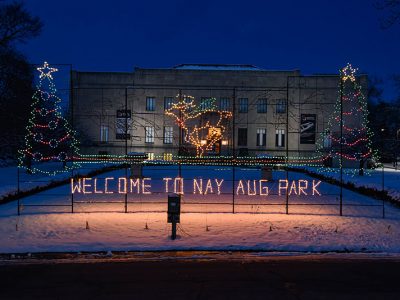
left=0, top=1, right=42, bottom=158
left=0, top=1, right=42, bottom=48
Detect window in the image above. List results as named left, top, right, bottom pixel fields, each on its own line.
left=184, top=96, right=193, bottom=111
left=115, top=109, right=131, bottom=140
left=164, top=153, right=173, bottom=161
left=219, top=97, right=230, bottom=111
left=164, top=126, right=173, bottom=144
left=146, top=152, right=155, bottom=160
left=275, top=129, right=285, bottom=147
left=257, top=98, right=267, bottom=113
left=238, top=128, right=247, bottom=146
left=256, top=128, right=266, bottom=146
left=200, top=97, right=214, bottom=110
left=164, top=97, right=174, bottom=110
left=145, top=126, right=154, bottom=143
left=238, top=98, right=248, bottom=113
left=183, top=127, right=192, bottom=144
left=146, top=97, right=155, bottom=111
left=323, top=130, right=332, bottom=148
left=100, top=125, right=109, bottom=142
left=276, top=99, right=286, bottom=113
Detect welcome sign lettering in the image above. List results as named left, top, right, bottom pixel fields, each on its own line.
left=71, top=177, right=322, bottom=196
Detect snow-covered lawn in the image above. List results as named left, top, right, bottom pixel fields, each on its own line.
left=0, top=162, right=114, bottom=200
left=2, top=212, right=399, bottom=253
left=296, top=166, right=400, bottom=202
left=0, top=166, right=399, bottom=254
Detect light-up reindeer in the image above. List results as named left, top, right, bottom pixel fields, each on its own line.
left=165, top=95, right=232, bottom=157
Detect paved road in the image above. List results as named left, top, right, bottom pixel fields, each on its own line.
left=1, top=254, right=399, bottom=299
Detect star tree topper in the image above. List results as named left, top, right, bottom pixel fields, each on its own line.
left=341, top=63, right=357, bottom=82
left=37, top=61, right=58, bottom=80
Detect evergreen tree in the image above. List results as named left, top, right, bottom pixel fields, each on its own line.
left=0, top=1, right=43, bottom=158
left=18, top=62, right=79, bottom=175
left=317, top=64, right=377, bottom=175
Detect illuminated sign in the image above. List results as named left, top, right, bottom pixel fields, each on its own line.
left=71, top=177, right=322, bottom=196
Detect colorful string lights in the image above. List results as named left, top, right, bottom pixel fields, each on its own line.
left=18, top=62, right=80, bottom=175
left=316, top=63, right=378, bottom=175
left=17, top=62, right=377, bottom=177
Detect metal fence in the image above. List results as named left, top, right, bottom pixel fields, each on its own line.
left=15, top=69, right=390, bottom=218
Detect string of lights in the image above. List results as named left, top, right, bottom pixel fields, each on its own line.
left=316, top=63, right=378, bottom=176
left=17, top=62, right=378, bottom=176
left=18, top=62, right=80, bottom=175
left=165, top=95, right=232, bottom=157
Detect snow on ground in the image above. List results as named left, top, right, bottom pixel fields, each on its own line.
left=0, top=166, right=399, bottom=254
left=297, top=166, right=400, bottom=202
left=0, top=162, right=112, bottom=199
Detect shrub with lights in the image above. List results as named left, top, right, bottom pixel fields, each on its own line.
left=18, top=62, right=80, bottom=175
left=316, top=63, right=378, bottom=175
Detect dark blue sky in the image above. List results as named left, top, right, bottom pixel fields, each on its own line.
left=21, top=0, right=399, bottom=100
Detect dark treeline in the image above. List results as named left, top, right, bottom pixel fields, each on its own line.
left=368, top=77, right=400, bottom=162
left=0, top=1, right=42, bottom=161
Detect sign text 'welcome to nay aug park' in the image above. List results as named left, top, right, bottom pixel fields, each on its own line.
left=71, top=177, right=322, bottom=196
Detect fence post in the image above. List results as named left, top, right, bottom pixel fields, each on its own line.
left=17, top=167, right=20, bottom=216
left=382, top=163, right=385, bottom=218
left=285, top=77, right=289, bottom=214
left=70, top=65, right=74, bottom=214
left=125, top=88, right=128, bottom=213
left=232, top=87, right=236, bottom=214
left=339, top=78, right=343, bottom=216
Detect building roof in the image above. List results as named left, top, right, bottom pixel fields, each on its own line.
left=172, top=64, right=263, bottom=71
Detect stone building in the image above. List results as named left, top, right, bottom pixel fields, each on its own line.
left=71, top=64, right=367, bottom=159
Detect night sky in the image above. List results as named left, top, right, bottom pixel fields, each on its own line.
left=21, top=0, right=399, bottom=100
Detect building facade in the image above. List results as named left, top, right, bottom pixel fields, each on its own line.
left=71, top=64, right=367, bottom=159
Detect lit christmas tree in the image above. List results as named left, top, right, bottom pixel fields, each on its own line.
left=317, top=64, right=377, bottom=175
left=18, top=62, right=80, bottom=175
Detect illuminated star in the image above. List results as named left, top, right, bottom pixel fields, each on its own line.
left=341, top=63, right=357, bottom=82
left=37, top=61, right=58, bottom=80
